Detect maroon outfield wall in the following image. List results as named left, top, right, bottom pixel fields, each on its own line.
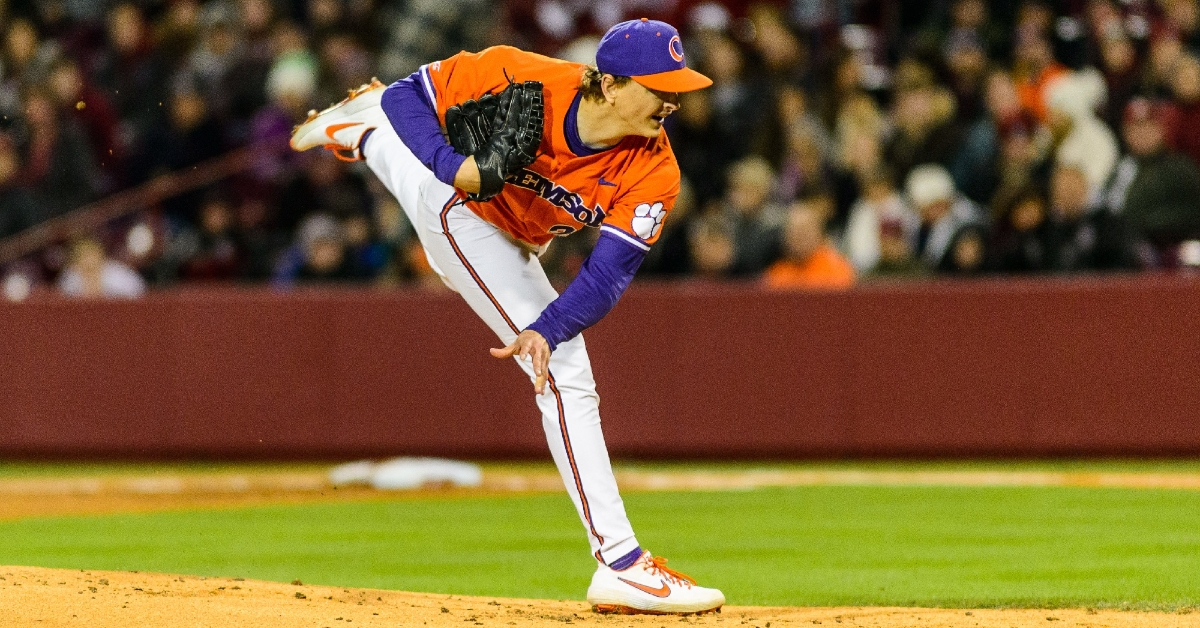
left=2, top=275, right=1200, bottom=459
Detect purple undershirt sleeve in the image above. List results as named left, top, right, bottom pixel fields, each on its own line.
left=526, top=231, right=648, bottom=351
left=379, top=68, right=466, bottom=186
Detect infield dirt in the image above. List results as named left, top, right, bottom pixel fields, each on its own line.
left=3, top=566, right=1197, bottom=628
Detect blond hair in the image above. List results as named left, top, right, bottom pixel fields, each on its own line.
left=579, top=66, right=632, bottom=103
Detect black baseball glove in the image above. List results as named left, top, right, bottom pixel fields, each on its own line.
left=444, top=92, right=499, bottom=157
left=445, top=80, right=544, bottom=202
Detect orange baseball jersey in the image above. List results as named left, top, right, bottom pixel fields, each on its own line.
left=419, top=46, right=681, bottom=251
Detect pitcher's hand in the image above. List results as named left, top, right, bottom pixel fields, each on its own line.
left=491, top=329, right=551, bottom=394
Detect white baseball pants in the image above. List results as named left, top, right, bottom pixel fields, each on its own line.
left=362, top=124, right=640, bottom=565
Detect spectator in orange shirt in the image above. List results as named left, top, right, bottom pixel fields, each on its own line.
left=763, top=202, right=856, bottom=290
left=1013, top=26, right=1067, bottom=123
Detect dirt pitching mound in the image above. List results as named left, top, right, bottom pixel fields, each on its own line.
left=2, top=566, right=1193, bottom=628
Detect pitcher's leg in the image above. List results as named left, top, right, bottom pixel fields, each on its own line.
left=536, top=333, right=641, bottom=565
left=360, top=125, right=449, bottom=279
left=439, top=207, right=638, bottom=564
left=416, top=201, right=638, bottom=564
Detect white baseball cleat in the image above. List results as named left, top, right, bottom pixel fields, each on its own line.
left=289, top=78, right=389, bottom=161
left=587, top=551, right=724, bottom=615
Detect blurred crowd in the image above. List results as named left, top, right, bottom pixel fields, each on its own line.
left=5, top=0, right=1200, bottom=300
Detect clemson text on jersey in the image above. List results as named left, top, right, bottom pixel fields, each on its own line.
left=510, top=168, right=607, bottom=235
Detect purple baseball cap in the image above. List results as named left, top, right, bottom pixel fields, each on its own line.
left=596, top=18, right=713, bottom=93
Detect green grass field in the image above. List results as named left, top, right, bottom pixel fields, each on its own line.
left=2, top=482, right=1199, bottom=609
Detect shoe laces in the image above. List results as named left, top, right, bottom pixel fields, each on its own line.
left=644, top=555, right=696, bottom=587
left=325, top=144, right=364, bottom=162
left=342, top=78, right=384, bottom=104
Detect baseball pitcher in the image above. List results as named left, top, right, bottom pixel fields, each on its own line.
left=290, top=18, right=721, bottom=615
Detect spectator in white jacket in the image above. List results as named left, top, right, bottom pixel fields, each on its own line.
left=1044, top=68, right=1119, bottom=200
left=841, top=169, right=921, bottom=273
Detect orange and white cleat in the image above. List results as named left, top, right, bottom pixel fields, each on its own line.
left=587, top=551, right=724, bottom=615
left=289, top=78, right=389, bottom=162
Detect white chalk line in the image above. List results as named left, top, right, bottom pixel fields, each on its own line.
left=3, top=468, right=1200, bottom=497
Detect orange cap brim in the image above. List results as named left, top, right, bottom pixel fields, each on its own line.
left=631, top=67, right=713, bottom=93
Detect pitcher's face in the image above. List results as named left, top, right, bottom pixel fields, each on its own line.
left=609, top=78, right=680, bottom=138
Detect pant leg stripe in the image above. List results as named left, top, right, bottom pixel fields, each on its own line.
left=439, top=199, right=605, bottom=550
left=547, top=372, right=604, bottom=547
left=439, top=197, right=519, bottom=333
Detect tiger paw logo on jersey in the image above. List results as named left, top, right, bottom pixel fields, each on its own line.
left=631, top=202, right=665, bottom=240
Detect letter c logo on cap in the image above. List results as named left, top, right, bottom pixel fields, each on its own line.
left=669, top=35, right=684, bottom=62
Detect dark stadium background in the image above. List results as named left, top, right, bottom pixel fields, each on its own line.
left=3, top=0, right=1200, bottom=459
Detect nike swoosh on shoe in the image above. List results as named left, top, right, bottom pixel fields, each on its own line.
left=618, top=578, right=671, bottom=598
left=326, top=122, right=363, bottom=141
